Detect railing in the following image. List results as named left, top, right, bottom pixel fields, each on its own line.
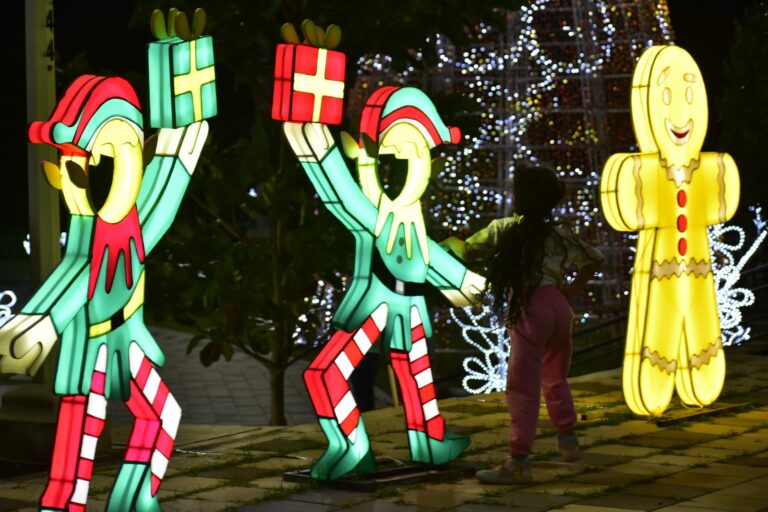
left=572, top=261, right=768, bottom=361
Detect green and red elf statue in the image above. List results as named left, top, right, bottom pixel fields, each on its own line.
left=0, top=8, right=215, bottom=511
left=273, top=20, right=486, bottom=480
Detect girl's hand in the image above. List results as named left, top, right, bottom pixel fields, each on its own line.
left=440, top=236, right=468, bottom=260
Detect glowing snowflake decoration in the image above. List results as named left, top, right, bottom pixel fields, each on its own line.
left=0, top=290, right=17, bottom=327
left=451, top=303, right=510, bottom=394
left=709, top=205, right=767, bottom=346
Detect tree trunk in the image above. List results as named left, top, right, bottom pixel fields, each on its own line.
left=269, top=365, right=287, bottom=425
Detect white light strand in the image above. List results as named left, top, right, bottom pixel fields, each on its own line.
left=433, top=0, right=617, bottom=229
left=451, top=303, right=510, bottom=394
left=293, top=274, right=346, bottom=347
left=0, top=290, right=17, bottom=327
left=708, top=205, right=767, bottom=346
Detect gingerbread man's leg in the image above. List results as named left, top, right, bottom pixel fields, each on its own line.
left=389, top=307, right=469, bottom=465
left=622, top=231, right=656, bottom=416
left=107, top=343, right=180, bottom=511
left=39, top=345, right=108, bottom=512
left=303, top=304, right=387, bottom=480
left=675, top=272, right=725, bottom=407
left=637, top=275, right=685, bottom=416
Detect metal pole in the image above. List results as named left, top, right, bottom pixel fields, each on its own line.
left=26, top=0, right=59, bottom=386
left=26, top=0, right=60, bottom=287
left=0, top=0, right=61, bottom=465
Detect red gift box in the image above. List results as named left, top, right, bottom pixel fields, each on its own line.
left=272, top=44, right=346, bottom=125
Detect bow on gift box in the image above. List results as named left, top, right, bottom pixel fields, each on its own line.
left=150, top=7, right=207, bottom=41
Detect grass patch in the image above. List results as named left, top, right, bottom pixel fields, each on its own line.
left=260, top=481, right=316, bottom=501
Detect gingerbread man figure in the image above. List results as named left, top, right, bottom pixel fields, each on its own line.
left=601, top=45, right=740, bottom=417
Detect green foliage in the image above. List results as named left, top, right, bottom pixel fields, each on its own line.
left=137, top=0, right=523, bottom=424
left=719, top=0, right=768, bottom=212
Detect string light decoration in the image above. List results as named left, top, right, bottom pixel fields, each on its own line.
left=0, top=291, right=17, bottom=326
left=352, top=0, right=675, bottom=313
left=709, top=206, right=767, bottom=346
left=293, top=275, right=346, bottom=347
left=451, top=303, right=509, bottom=394
left=351, top=1, right=678, bottom=396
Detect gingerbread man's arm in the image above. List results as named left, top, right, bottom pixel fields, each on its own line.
left=600, top=152, right=662, bottom=231
left=699, top=152, right=740, bottom=225
left=137, top=122, right=209, bottom=254
left=283, top=122, right=378, bottom=235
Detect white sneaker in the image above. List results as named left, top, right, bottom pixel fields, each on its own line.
left=556, top=432, right=580, bottom=462
left=476, top=457, right=533, bottom=485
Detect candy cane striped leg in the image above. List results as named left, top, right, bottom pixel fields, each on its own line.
left=303, top=304, right=387, bottom=479
left=125, top=342, right=180, bottom=495
left=390, top=307, right=469, bottom=465
left=108, top=343, right=179, bottom=510
left=40, top=345, right=108, bottom=512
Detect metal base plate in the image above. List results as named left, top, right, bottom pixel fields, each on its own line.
left=283, top=457, right=476, bottom=491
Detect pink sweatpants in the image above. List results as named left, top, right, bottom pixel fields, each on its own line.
left=506, top=285, right=577, bottom=456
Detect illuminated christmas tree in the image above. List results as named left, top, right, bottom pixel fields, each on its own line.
left=353, top=0, right=674, bottom=315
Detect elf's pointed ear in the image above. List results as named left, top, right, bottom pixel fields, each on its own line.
left=361, top=133, right=378, bottom=159
left=40, top=161, right=62, bottom=190
left=340, top=131, right=359, bottom=159
left=65, top=160, right=89, bottom=189
left=431, top=156, right=446, bottom=179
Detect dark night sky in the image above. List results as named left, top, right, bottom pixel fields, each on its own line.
left=0, top=0, right=754, bottom=250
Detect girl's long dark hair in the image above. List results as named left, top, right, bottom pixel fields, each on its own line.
left=487, top=164, right=565, bottom=327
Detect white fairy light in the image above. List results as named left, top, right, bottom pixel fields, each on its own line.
left=0, top=290, right=17, bottom=327
left=452, top=303, right=510, bottom=394
left=293, top=273, right=346, bottom=347
left=709, top=205, right=767, bottom=346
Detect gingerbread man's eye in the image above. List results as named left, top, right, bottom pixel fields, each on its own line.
left=686, top=86, right=693, bottom=104
left=663, top=87, right=671, bottom=105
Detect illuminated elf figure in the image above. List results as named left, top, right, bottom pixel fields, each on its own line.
left=0, top=9, right=214, bottom=511
left=601, top=45, right=739, bottom=417
left=276, top=22, right=484, bottom=480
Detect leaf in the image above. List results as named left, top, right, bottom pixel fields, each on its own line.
left=200, top=341, right=221, bottom=367
left=221, top=342, right=234, bottom=361
left=186, top=334, right=205, bottom=355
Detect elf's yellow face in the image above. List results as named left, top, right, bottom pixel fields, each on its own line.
left=44, top=119, right=143, bottom=222
left=378, top=123, right=431, bottom=206
left=646, top=46, right=708, bottom=167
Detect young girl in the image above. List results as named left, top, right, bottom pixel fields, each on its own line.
left=442, top=164, right=603, bottom=484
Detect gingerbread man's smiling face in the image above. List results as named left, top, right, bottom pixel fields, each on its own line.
left=646, top=46, right=708, bottom=168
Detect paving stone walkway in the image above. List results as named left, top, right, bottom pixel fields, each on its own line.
left=1, top=339, right=767, bottom=511
left=110, top=327, right=318, bottom=426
